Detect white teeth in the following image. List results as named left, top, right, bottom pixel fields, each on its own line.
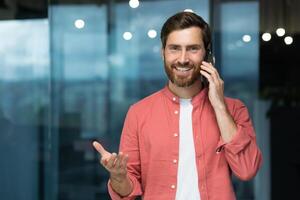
left=176, top=67, right=191, bottom=72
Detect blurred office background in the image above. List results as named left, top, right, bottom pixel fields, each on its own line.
left=0, top=0, right=299, bottom=199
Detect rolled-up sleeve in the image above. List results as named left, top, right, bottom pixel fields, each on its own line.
left=216, top=99, right=263, bottom=180
left=108, top=106, right=143, bottom=199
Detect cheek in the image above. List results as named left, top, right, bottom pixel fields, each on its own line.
left=191, top=53, right=205, bottom=62
left=164, top=55, right=177, bottom=65
left=193, top=52, right=205, bottom=61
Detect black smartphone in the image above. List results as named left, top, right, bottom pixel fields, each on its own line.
left=201, top=51, right=215, bottom=86
left=205, top=51, right=215, bottom=66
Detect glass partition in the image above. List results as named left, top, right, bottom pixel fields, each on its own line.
left=0, top=19, right=49, bottom=200
left=217, top=1, right=259, bottom=199
left=0, top=1, right=262, bottom=199
left=48, top=1, right=209, bottom=199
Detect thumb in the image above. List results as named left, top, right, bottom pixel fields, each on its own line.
left=92, top=141, right=109, bottom=156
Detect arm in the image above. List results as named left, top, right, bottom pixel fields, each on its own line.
left=108, top=153, right=133, bottom=196
left=107, top=106, right=143, bottom=199
left=92, top=142, right=133, bottom=197
left=216, top=99, right=263, bottom=180
left=212, top=103, right=237, bottom=143
left=92, top=106, right=142, bottom=199
left=200, top=61, right=262, bottom=180
left=200, top=61, right=238, bottom=143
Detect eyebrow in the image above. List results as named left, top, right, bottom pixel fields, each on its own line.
left=167, top=44, right=202, bottom=48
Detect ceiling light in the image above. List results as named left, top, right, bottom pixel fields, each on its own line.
left=147, top=29, right=157, bottom=39
left=242, top=35, right=251, bottom=43
left=129, top=0, right=139, bottom=8
left=123, top=32, right=133, bottom=40
left=184, top=9, right=194, bottom=13
left=284, top=36, right=293, bottom=45
left=262, top=33, right=271, bottom=41
left=74, top=19, right=85, bottom=29
left=276, top=28, right=285, bottom=37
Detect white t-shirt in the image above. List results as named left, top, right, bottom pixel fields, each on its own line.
left=175, top=98, right=201, bottom=200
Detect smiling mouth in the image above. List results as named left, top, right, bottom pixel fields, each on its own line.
left=174, top=66, right=193, bottom=72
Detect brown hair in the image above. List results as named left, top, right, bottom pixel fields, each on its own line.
left=160, top=12, right=211, bottom=51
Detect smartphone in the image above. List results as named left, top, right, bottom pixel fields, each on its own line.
left=205, top=51, right=215, bottom=65
left=201, top=51, right=215, bottom=86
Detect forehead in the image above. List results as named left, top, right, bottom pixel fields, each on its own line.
left=166, top=27, right=204, bottom=45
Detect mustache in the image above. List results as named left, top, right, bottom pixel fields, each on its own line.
left=171, top=63, right=195, bottom=68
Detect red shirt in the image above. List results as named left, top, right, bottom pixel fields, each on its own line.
left=108, top=86, right=262, bottom=200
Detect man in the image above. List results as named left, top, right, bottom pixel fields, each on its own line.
left=93, top=11, right=262, bottom=200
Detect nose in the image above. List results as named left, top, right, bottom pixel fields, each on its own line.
left=178, top=49, right=189, bottom=65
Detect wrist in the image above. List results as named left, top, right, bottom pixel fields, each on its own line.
left=110, top=173, right=128, bottom=183
left=109, top=174, right=133, bottom=197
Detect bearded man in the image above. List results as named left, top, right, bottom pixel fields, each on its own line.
left=93, top=11, right=262, bottom=200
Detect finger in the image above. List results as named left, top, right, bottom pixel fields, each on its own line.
left=106, top=152, right=117, bottom=169
left=120, top=154, right=129, bottom=169
left=200, top=70, right=214, bottom=84
left=200, top=67, right=217, bottom=83
left=201, top=66, right=222, bottom=84
left=201, top=61, right=220, bottom=77
left=201, top=64, right=216, bottom=72
left=201, top=64, right=220, bottom=79
left=114, top=152, right=124, bottom=169
left=92, top=141, right=108, bottom=157
left=202, top=60, right=215, bottom=67
left=100, top=156, right=108, bottom=166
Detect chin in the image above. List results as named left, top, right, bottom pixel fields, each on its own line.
left=171, top=78, right=200, bottom=88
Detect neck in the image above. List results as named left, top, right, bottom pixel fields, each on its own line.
left=168, top=79, right=203, bottom=99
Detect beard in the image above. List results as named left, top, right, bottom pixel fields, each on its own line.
left=164, top=59, right=202, bottom=88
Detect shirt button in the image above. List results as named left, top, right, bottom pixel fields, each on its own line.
left=173, top=133, right=178, bottom=137
left=173, top=159, right=177, bottom=164
left=172, top=97, right=176, bottom=101
left=174, top=110, right=178, bottom=114
left=201, top=185, right=206, bottom=190
left=171, top=184, right=176, bottom=189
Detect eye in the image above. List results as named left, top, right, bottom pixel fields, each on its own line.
left=168, top=46, right=180, bottom=51
left=188, top=46, right=200, bottom=52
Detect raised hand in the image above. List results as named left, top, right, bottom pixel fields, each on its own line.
left=200, top=61, right=238, bottom=143
left=200, top=61, right=226, bottom=110
left=92, top=141, right=129, bottom=182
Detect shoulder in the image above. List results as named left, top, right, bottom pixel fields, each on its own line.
left=128, top=89, right=164, bottom=115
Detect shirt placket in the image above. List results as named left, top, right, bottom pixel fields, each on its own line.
left=169, top=96, right=180, bottom=193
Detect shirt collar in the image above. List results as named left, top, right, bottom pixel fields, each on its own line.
left=162, top=85, right=208, bottom=106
